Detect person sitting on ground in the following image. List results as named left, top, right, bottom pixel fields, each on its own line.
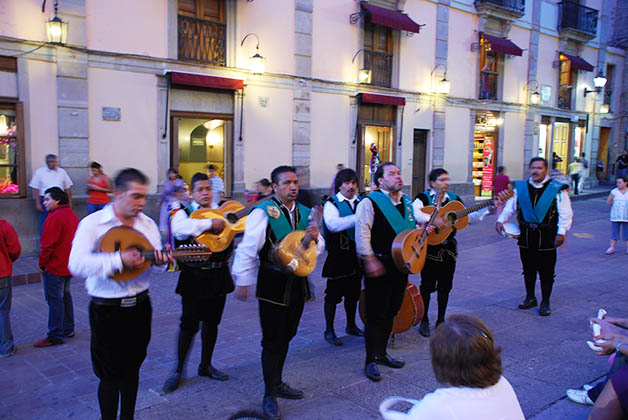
left=379, top=314, right=525, bottom=420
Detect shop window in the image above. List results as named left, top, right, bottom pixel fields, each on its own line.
left=473, top=112, right=500, bottom=198
left=178, top=0, right=226, bottom=65
left=364, top=21, right=393, bottom=88
left=479, top=37, right=500, bottom=100
left=558, top=55, right=574, bottom=110
left=0, top=103, right=25, bottom=198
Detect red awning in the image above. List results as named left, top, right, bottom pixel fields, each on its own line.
left=361, top=2, right=422, bottom=34
left=168, top=71, right=244, bottom=90
left=481, top=33, right=523, bottom=56
left=360, top=93, right=406, bottom=106
left=559, top=53, right=594, bottom=72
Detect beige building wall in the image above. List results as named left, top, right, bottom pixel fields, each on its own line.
left=503, top=27, right=530, bottom=104
left=502, top=112, right=526, bottom=177
left=447, top=11, right=478, bottom=99
left=444, top=107, right=472, bottom=183
left=398, top=1, right=437, bottom=93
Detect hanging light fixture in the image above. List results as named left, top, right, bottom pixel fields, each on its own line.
left=600, top=104, right=610, bottom=114
left=240, top=33, right=265, bottom=75
left=430, top=64, right=450, bottom=95
left=593, top=72, right=607, bottom=89
left=530, top=90, right=541, bottom=105
left=352, top=49, right=372, bottom=84
left=46, top=0, right=68, bottom=45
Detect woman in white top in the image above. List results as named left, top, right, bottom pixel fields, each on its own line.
left=380, top=314, right=525, bottom=420
left=605, top=176, right=628, bottom=255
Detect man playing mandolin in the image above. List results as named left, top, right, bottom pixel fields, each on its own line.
left=232, top=165, right=325, bottom=420
left=68, top=168, right=173, bottom=420
left=162, top=172, right=233, bottom=393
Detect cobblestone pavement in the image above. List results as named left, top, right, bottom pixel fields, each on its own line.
left=1, top=195, right=622, bottom=420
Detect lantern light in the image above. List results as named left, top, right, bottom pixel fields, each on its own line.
left=240, top=33, right=265, bottom=76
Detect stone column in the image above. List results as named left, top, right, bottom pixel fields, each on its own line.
left=432, top=0, right=450, bottom=168
left=293, top=0, right=313, bottom=187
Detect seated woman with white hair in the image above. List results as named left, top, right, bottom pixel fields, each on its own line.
left=380, top=314, right=525, bottom=420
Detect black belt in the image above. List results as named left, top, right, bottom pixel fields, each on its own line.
left=201, top=261, right=228, bottom=269
left=521, top=222, right=553, bottom=230
left=91, top=290, right=149, bottom=308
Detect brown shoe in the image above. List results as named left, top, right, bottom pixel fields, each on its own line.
left=33, top=338, right=63, bottom=348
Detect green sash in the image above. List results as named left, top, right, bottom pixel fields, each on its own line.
left=367, top=190, right=415, bottom=235
left=329, top=195, right=360, bottom=241
left=514, top=180, right=564, bottom=223
left=255, top=200, right=311, bottom=241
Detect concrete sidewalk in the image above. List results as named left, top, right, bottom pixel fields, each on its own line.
left=1, top=196, right=620, bottom=419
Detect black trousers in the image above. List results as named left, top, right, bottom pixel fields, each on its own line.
left=420, top=253, right=456, bottom=324
left=364, top=270, right=406, bottom=363
left=571, top=174, right=580, bottom=195
left=259, top=285, right=305, bottom=396
left=324, top=273, right=362, bottom=332
left=175, top=294, right=227, bottom=373
left=89, top=298, right=152, bottom=420
left=519, top=247, right=557, bottom=302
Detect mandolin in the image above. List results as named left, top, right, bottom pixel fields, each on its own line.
left=271, top=206, right=323, bottom=277
left=99, top=226, right=212, bottom=282
left=422, top=187, right=513, bottom=245
left=191, top=197, right=267, bottom=252
left=391, top=191, right=444, bottom=274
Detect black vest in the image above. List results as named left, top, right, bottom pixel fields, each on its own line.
left=256, top=198, right=312, bottom=306
left=415, top=192, right=459, bottom=256
left=367, top=195, right=407, bottom=276
left=173, top=204, right=235, bottom=298
left=516, top=181, right=562, bottom=250
left=322, top=197, right=361, bottom=279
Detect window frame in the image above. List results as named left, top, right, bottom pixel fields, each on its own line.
left=478, top=35, right=501, bottom=101
left=0, top=101, right=26, bottom=199
left=363, top=20, right=394, bottom=88
left=558, top=56, right=574, bottom=110
left=177, top=0, right=227, bottom=66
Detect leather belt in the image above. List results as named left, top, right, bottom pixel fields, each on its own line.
left=201, top=261, right=228, bottom=269
left=91, top=290, right=149, bottom=308
left=521, top=222, right=552, bottom=230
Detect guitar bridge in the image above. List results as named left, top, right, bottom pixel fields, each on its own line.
left=287, top=259, right=299, bottom=273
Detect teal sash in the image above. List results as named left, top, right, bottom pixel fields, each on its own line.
left=514, top=180, right=564, bottom=223
left=255, top=200, right=311, bottom=241
left=329, top=195, right=360, bottom=241
left=367, top=190, right=415, bottom=235
left=422, top=191, right=459, bottom=206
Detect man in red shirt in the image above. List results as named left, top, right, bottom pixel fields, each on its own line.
left=493, top=166, right=511, bottom=217
left=0, top=219, right=20, bottom=358
left=35, top=187, right=79, bottom=347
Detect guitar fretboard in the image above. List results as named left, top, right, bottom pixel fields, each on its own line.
left=454, top=199, right=493, bottom=218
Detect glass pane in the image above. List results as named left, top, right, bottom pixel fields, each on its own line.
left=363, top=126, right=392, bottom=190
left=0, top=108, right=18, bottom=194
left=177, top=118, right=225, bottom=185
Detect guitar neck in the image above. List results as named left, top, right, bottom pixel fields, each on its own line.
left=140, top=249, right=210, bottom=262
left=454, top=198, right=493, bottom=218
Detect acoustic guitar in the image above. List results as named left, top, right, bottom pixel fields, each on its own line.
left=421, top=187, right=513, bottom=245
left=99, top=226, right=212, bottom=282
left=271, top=206, right=322, bottom=277
left=391, top=191, right=444, bottom=274
left=191, top=197, right=266, bottom=252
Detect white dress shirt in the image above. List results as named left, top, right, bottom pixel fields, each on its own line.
left=170, top=201, right=216, bottom=240
left=29, top=166, right=73, bottom=195
left=232, top=200, right=325, bottom=287
left=356, top=189, right=422, bottom=258
left=68, top=204, right=162, bottom=298
left=323, top=192, right=359, bottom=233
left=497, top=176, right=573, bottom=235
left=413, top=189, right=489, bottom=225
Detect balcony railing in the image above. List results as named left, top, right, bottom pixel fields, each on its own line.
left=178, top=15, right=226, bottom=66
left=364, top=50, right=392, bottom=88
left=474, top=0, right=525, bottom=15
left=558, top=2, right=598, bottom=38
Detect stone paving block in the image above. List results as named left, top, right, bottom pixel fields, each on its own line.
left=528, top=398, right=591, bottom=420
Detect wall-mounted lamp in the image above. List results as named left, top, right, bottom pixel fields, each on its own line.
left=240, top=33, right=265, bottom=75
left=45, top=0, right=68, bottom=45
left=430, top=63, right=450, bottom=95
left=352, top=49, right=372, bottom=84
left=600, top=104, right=610, bottom=114
left=524, top=80, right=541, bottom=105
left=584, top=71, right=607, bottom=97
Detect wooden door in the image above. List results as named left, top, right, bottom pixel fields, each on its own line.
left=598, top=127, right=610, bottom=180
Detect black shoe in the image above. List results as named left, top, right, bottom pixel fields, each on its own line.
left=365, top=362, right=382, bottom=382
left=274, top=382, right=304, bottom=400
left=346, top=325, right=364, bottom=337
left=539, top=301, right=551, bottom=316
left=418, top=320, right=431, bottom=337
left=435, top=320, right=444, bottom=328
left=262, top=396, right=281, bottom=420
left=518, top=297, right=538, bottom=309
left=324, top=331, right=343, bottom=346
left=374, top=354, right=405, bottom=369
left=198, top=365, right=229, bottom=381
left=163, top=371, right=181, bottom=393
left=64, top=331, right=75, bottom=338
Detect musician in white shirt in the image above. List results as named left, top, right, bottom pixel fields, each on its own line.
left=29, top=154, right=73, bottom=233
left=68, top=168, right=171, bottom=420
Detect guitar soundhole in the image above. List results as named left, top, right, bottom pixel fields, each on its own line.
left=225, top=213, right=238, bottom=224
left=447, top=213, right=456, bottom=224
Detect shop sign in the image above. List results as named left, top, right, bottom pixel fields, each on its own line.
left=481, top=137, right=494, bottom=197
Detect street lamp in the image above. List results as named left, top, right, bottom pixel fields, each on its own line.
left=431, top=64, right=450, bottom=95
left=352, top=49, right=372, bottom=84
left=240, top=33, right=265, bottom=75
left=600, top=104, right=610, bottom=114
left=45, top=0, right=68, bottom=45
left=584, top=72, right=607, bottom=97
left=524, top=80, right=541, bottom=105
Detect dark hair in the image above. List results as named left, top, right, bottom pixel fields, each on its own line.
left=45, top=154, right=57, bottom=162
left=497, top=166, right=504, bottom=174
left=334, top=168, right=358, bottom=193
left=90, top=161, right=102, bottom=170
left=114, top=168, right=148, bottom=191
left=167, top=167, right=178, bottom=175
left=430, top=314, right=502, bottom=389
left=428, top=168, right=448, bottom=183
left=529, top=157, right=548, bottom=168
left=44, top=187, right=69, bottom=205
left=373, top=162, right=397, bottom=187
left=207, top=164, right=217, bottom=171
left=271, top=165, right=297, bottom=185
left=258, top=178, right=271, bottom=187
left=190, top=172, right=210, bottom=190
left=618, top=176, right=628, bottom=184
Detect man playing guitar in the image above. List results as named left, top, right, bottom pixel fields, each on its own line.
left=232, top=165, right=324, bottom=420
left=163, top=172, right=233, bottom=393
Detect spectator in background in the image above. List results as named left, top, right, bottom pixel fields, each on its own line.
left=207, top=165, right=225, bottom=206
left=29, top=154, right=73, bottom=234
left=616, top=151, right=628, bottom=178
left=493, top=166, right=510, bottom=217
left=552, top=152, right=563, bottom=170
left=156, top=168, right=187, bottom=238
left=380, top=314, right=525, bottom=420
left=568, top=159, right=585, bottom=195
left=578, top=153, right=589, bottom=193
left=605, top=176, right=628, bottom=255
left=0, top=219, right=20, bottom=358
left=87, top=162, right=113, bottom=215
left=34, top=187, right=79, bottom=348
left=256, top=178, right=272, bottom=200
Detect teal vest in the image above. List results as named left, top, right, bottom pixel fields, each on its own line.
left=367, top=190, right=416, bottom=235
left=327, top=195, right=360, bottom=241
left=254, top=200, right=311, bottom=241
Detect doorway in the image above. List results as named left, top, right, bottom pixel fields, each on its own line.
left=412, top=129, right=428, bottom=197
left=598, top=127, right=611, bottom=180
left=359, top=125, right=393, bottom=190
left=552, top=122, right=569, bottom=173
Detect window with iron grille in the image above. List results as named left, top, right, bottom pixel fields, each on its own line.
left=604, top=64, right=614, bottom=111
left=364, top=21, right=393, bottom=88
left=479, top=36, right=500, bottom=100
left=558, top=56, right=573, bottom=110
left=178, top=0, right=226, bottom=66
